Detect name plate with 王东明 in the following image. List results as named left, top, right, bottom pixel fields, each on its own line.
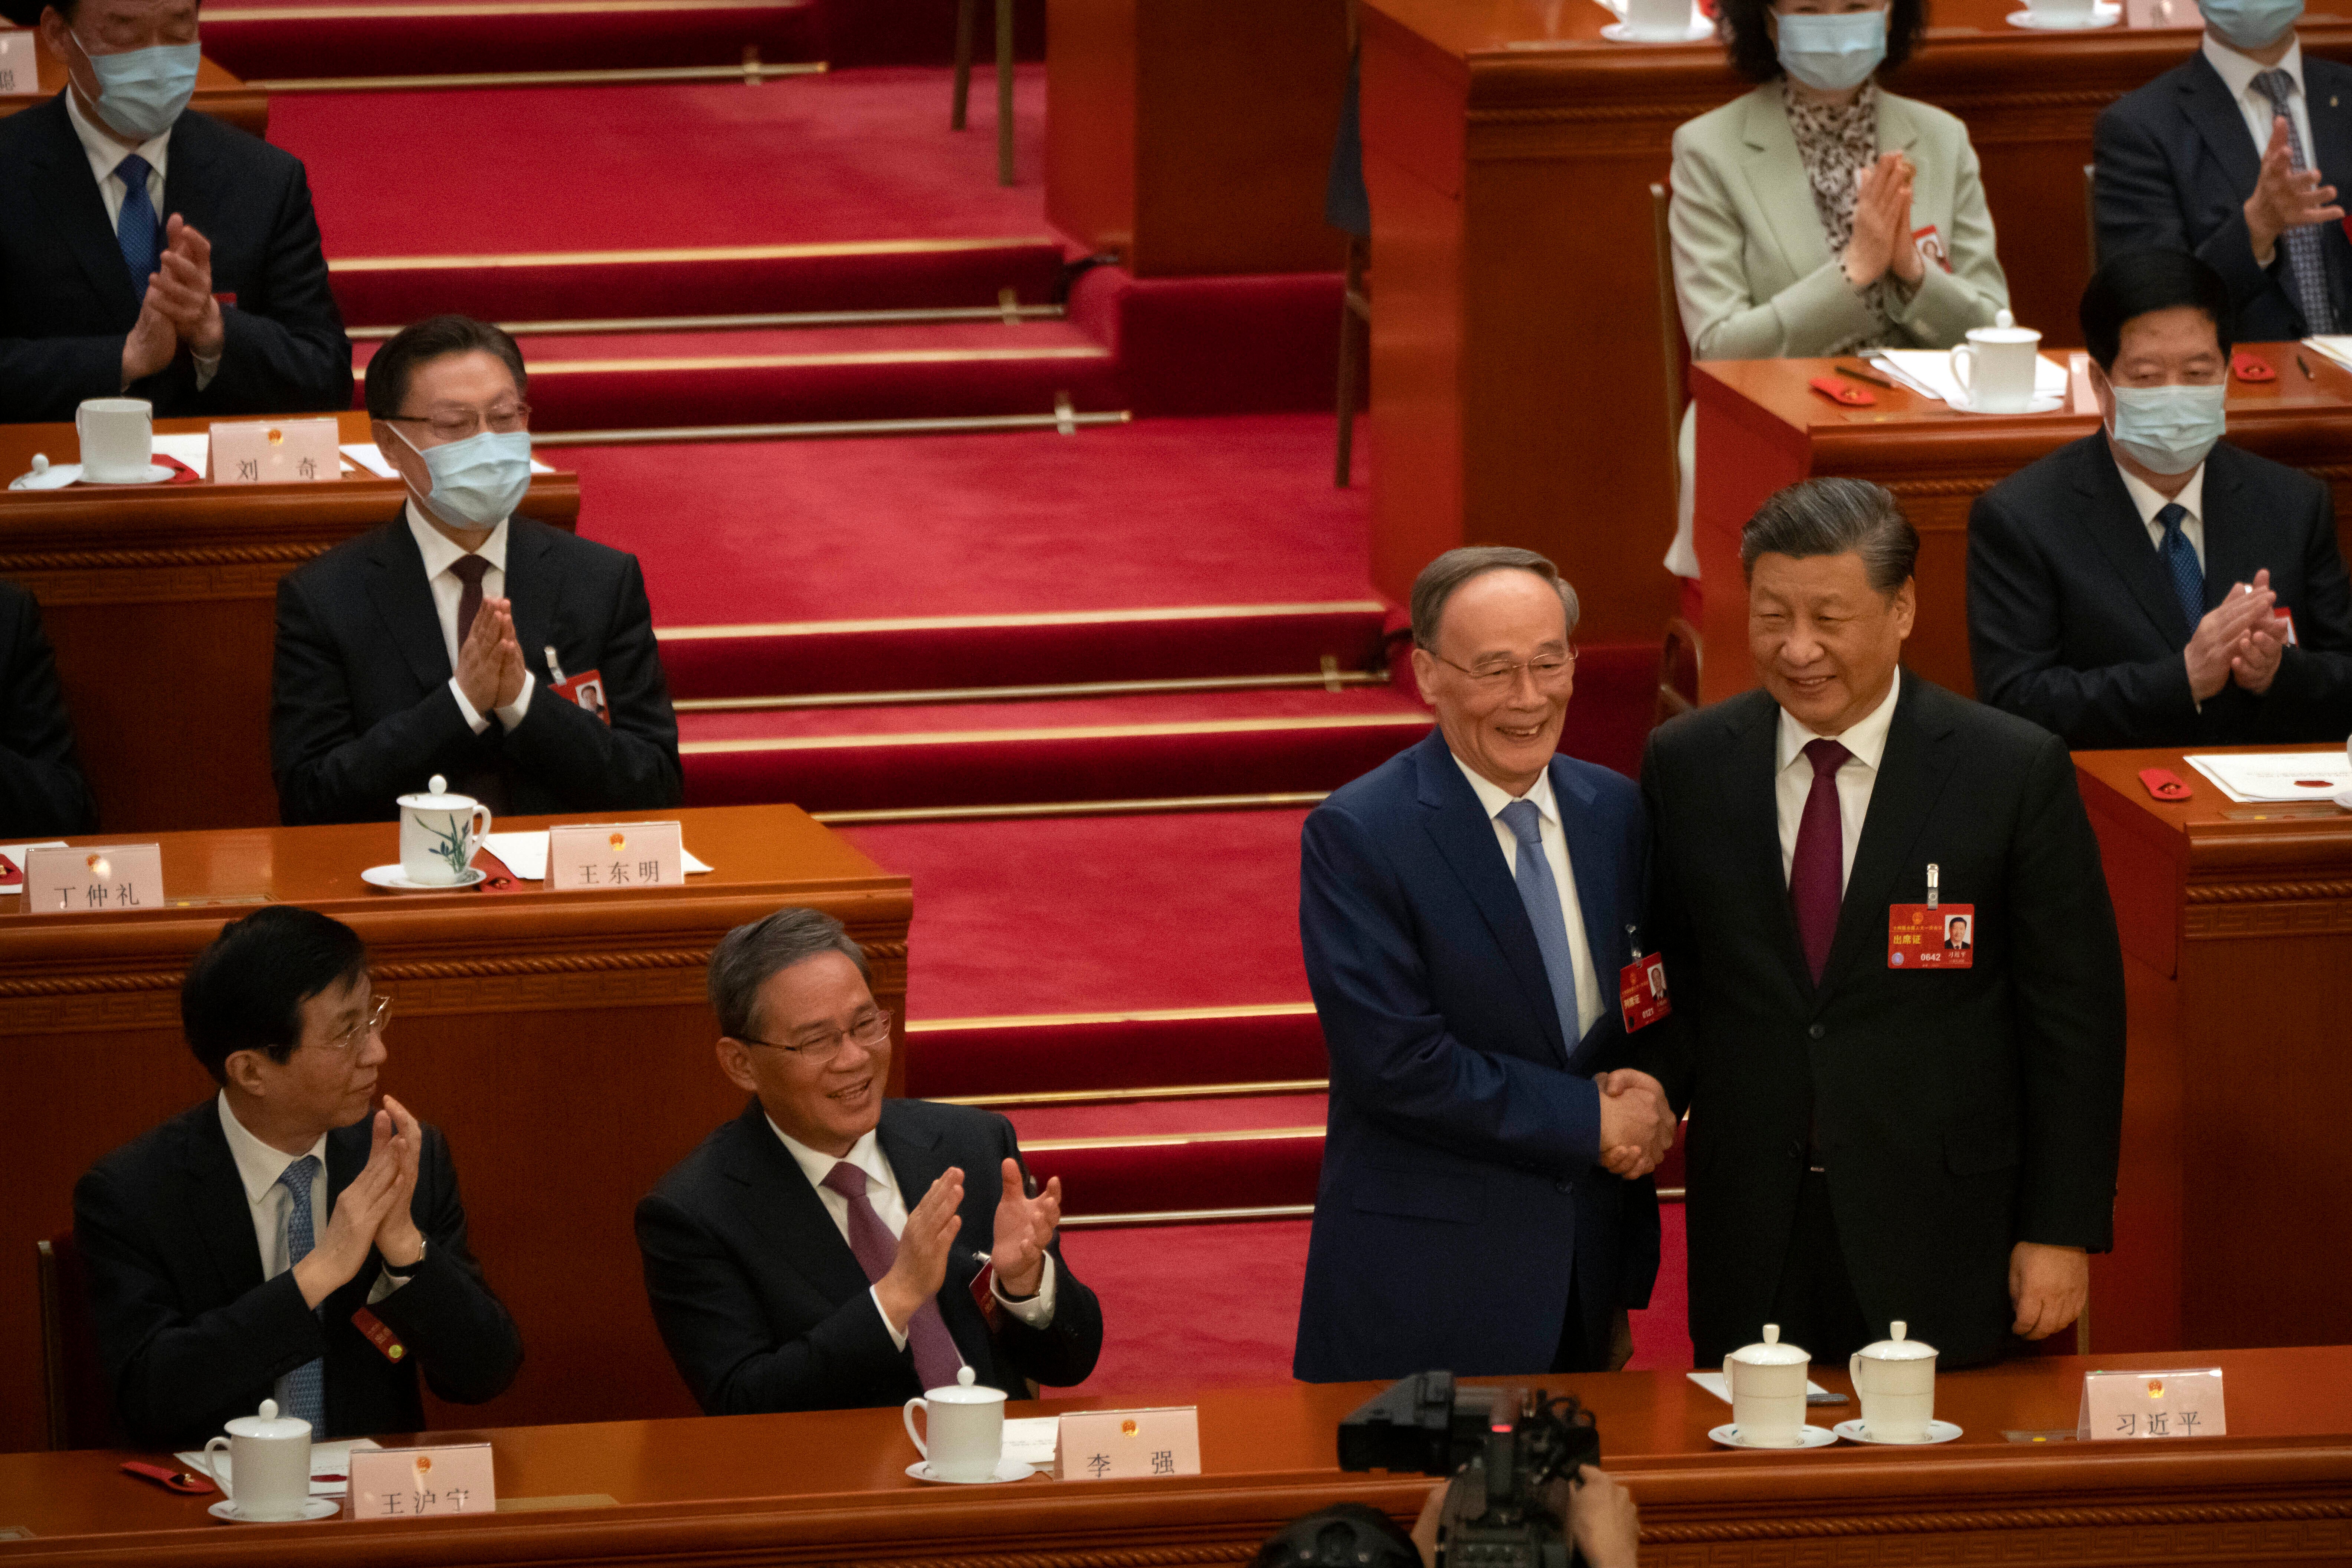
left=547, top=821, right=684, bottom=891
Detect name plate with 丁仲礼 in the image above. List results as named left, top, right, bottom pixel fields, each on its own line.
left=210, top=417, right=341, bottom=484
left=347, top=1443, right=495, bottom=1519
left=1053, top=1407, right=1202, bottom=1481
left=547, top=821, right=684, bottom=891
left=0, top=32, right=34, bottom=94
left=22, top=844, right=163, bottom=914
left=2078, top=1369, right=2225, bottom=1441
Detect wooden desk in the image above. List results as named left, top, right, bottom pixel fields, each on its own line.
left=1690, top=350, right=2352, bottom=701
left=1045, top=0, right=1350, bottom=277
left=4, top=1348, right=2352, bottom=1564
left=0, top=412, right=582, bottom=833
left=0, top=32, right=268, bottom=140
left=1357, top=0, right=2352, bottom=644
left=0, top=804, right=912, bottom=1456
left=2075, top=747, right=2352, bottom=1358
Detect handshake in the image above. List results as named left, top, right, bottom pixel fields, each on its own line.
left=1593, top=1068, right=1676, bottom=1179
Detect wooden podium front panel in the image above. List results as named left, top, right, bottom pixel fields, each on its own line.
left=1357, top=0, right=2352, bottom=647
left=2077, top=748, right=2352, bottom=1356
left=0, top=35, right=268, bottom=140
left=0, top=412, right=582, bottom=834
left=1691, top=354, right=2352, bottom=702
left=0, top=804, right=912, bottom=1455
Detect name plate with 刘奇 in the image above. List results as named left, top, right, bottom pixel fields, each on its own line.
left=347, top=1443, right=495, bottom=1519
left=0, top=32, right=33, bottom=94
left=211, top=418, right=341, bottom=484
left=22, top=845, right=163, bottom=914
left=1054, top=1407, right=1201, bottom=1481
left=2078, top=1368, right=2225, bottom=1441
left=547, top=821, right=683, bottom=891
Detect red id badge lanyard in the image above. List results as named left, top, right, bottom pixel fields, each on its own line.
left=1888, top=862, right=1973, bottom=969
left=1619, top=925, right=1671, bottom=1030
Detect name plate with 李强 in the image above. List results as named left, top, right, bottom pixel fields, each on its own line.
left=2078, top=1368, right=2225, bottom=1441
left=1054, top=1408, right=1202, bottom=1481
left=547, top=821, right=684, bottom=891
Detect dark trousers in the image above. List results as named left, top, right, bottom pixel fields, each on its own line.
left=1551, top=1273, right=1593, bottom=1373
left=1763, top=1171, right=1876, bottom=1365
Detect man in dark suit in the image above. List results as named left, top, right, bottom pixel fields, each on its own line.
left=271, top=315, right=681, bottom=825
left=0, top=579, right=98, bottom=836
left=74, top=906, right=522, bottom=1448
left=2094, top=0, right=2352, bottom=341
left=1616, top=478, right=2125, bottom=1369
left=637, top=907, right=1103, bottom=1415
left=1293, top=548, right=1674, bottom=1382
left=0, top=0, right=351, bottom=422
left=1970, top=249, right=2352, bottom=747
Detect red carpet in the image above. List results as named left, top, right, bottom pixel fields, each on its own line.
left=202, top=0, right=825, bottom=79
left=907, top=1009, right=1327, bottom=1099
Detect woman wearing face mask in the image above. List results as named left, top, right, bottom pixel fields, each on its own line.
left=1660, top=0, right=2011, bottom=576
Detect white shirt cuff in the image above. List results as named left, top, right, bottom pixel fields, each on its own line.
left=366, top=1241, right=424, bottom=1306
left=869, top=1284, right=911, bottom=1351
left=494, top=669, right=534, bottom=730
left=448, top=676, right=492, bottom=735
left=193, top=350, right=220, bottom=391
left=993, top=1254, right=1057, bottom=1328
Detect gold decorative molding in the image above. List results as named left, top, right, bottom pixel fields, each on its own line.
left=0, top=544, right=327, bottom=572
left=2187, top=880, right=2352, bottom=903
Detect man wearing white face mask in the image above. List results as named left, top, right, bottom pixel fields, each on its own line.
left=270, top=316, right=682, bottom=825
left=0, top=0, right=350, bottom=422
left=1968, top=249, right=2352, bottom=747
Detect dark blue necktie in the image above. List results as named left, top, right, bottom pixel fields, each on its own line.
left=2156, top=502, right=2205, bottom=637
left=113, top=154, right=160, bottom=302
left=1500, top=798, right=1589, bottom=1053
left=275, top=1155, right=327, bottom=1431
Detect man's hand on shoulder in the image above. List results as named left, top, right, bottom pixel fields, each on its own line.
left=1594, top=1069, right=1676, bottom=1179
left=2009, top=1241, right=2089, bottom=1340
left=875, top=1168, right=963, bottom=1333
left=990, top=1158, right=1060, bottom=1299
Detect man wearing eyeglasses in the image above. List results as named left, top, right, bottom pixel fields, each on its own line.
left=637, top=907, right=1103, bottom=1414
left=269, top=313, right=682, bottom=825
left=1293, top=547, right=1674, bottom=1382
left=72, top=906, right=523, bottom=1447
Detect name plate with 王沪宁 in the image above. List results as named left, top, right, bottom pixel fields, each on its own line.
left=22, top=844, right=164, bottom=914
left=1053, top=1407, right=1202, bottom=1481
left=547, top=821, right=684, bottom=891
left=0, top=32, right=34, bottom=94
left=346, top=1443, right=495, bottom=1519
left=210, top=417, right=341, bottom=484
left=2078, top=1368, right=2225, bottom=1441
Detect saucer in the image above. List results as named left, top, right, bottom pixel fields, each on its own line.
left=208, top=1497, right=340, bottom=1523
left=906, top=1456, right=1041, bottom=1485
left=360, top=864, right=488, bottom=892
left=1834, top=1418, right=1963, bottom=1445
left=1948, top=392, right=2066, bottom=415
left=2334, top=788, right=2352, bottom=811
left=2004, top=4, right=2119, bottom=24
left=1601, top=16, right=1715, bottom=40
left=81, top=464, right=177, bottom=485
left=1707, top=1423, right=1839, bottom=1450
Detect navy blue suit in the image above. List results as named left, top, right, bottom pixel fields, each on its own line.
left=1293, top=730, right=1661, bottom=1382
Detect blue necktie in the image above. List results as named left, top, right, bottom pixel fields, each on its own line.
left=2251, top=71, right=2338, bottom=335
left=1500, top=798, right=1588, bottom=1056
left=113, top=154, right=160, bottom=304
left=276, top=1155, right=327, bottom=1432
left=2156, top=501, right=2205, bottom=638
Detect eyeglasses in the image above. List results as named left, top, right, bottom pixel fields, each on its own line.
left=739, top=1009, right=892, bottom=1065
left=321, top=993, right=392, bottom=1053
left=1428, top=648, right=1578, bottom=693
left=382, top=401, right=532, bottom=443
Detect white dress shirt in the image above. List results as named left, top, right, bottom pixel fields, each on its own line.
left=403, top=500, right=535, bottom=734
left=764, top=1116, right=1056, bottom=1354
left=1773, top=668, right=1904, bottom=895
left=2205, top=32, right=2317, bottom=189
left=2114, top=457, right=2209, bottom=574
left=1452, top=755, right=1606, bottom=1041
left=64, top=87, right=219, bottom=390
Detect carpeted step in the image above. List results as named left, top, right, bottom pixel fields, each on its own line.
left=907, top=1006, right=1327, bottom=1100
left=1009, top=1097, right=1324, bottom=1221
left=202, top=0, right=825, bottom=81
left=680, top=686, right=1432, bottom=813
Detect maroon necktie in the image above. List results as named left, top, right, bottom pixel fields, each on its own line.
left=449, top=554, right=490, bottom=646
left=1790, top=738, right=1852, bottom=985
left=821, top=1161, right=967, bottom=1391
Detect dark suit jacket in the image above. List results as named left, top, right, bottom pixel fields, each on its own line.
left=1292, top=730, right=1663, bottom=1382
left=0, top=579, right=97, bottom=837
left=1635, top=677, right=2125, bottom=1369
left=2094, top=50, right=2352, bottom=341
left=636, top=1099, right=1104, bottom=1415
left=0, top=93, right=351, bottom=423
left=73, top=1099, right=523, bottom=1449
left=1969, top=433, right=2352, bottom=747
left=271, top=511, right=683, bottom=825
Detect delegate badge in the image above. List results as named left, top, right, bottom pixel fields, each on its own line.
left=1618, top=926, right=1671, bottom=1030
left=1889, top=903, right=1974, bottom=969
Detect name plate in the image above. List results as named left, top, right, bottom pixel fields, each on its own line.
left=347, top=1443, right=495, bottom=1519
left=0, top=32, right=33, bottom=94
left=210, top=418, right=340, bottom=484
left=2078, top=1368, right=2226, bottom=1441
left=547, top=821, right=683, bottom=891
left=22, top=845, right=163, bottom=914
left=1054, top=1407, right=1202, bottom=1481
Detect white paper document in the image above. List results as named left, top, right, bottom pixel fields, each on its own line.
left=175, top=1437, right=381, bottom=1498
left=479, top=830, right=711, bottom=881
left=2183, top=750, right=2352, bottom=803
left=2302, top=336, right=2352, bottom=374
left=1687, top=1370, right=1830, bottom=1404
left=340, top=442, right=555, bottom=480
left=150, top=433, right=210, bottom=474
left=1003, top=1415, right=1060, bottom=1470
left=1868, top=349, right=2068, bottom=406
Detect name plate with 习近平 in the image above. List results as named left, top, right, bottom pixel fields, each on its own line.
left=547, top=821, right=684, bottom=891
left=211, top=417, right=341, bottom=484
left=0, top=32, right=34, bottom=94
left=1054, top=1407, right=1202, bottom=1481
left=2078, top=1369, right=2225, bottom=1441
left=347, top=1443, right=495, bottom=1519
left=22, top=844, right=164, bottom=914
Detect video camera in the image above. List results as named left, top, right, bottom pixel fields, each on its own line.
left=1336, top=1372, right=1601, bottom=1568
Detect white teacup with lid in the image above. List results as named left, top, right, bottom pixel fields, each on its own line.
left=1723, top=1323, right=1810, bottom=1447
left=903, top=1366, right=1006, bottom=1482
left=1949, top=309, right=2044, bottom=413
left=199, top=1398, right=312, bottom=1522
left=1850, top=1320, right=1938, bottom=1442
left=397, top=774, right=492, bottom=885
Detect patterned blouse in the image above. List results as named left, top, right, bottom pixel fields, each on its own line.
left=1782, top=78, right=1895, bottom=354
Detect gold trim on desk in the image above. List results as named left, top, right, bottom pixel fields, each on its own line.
left=529, top=410, right=1130, bottom=446
left=907, top=1001, right=1317, bottom=1031
left=659, top=600, right=1389, bottom=641
left=253, top=60, right=825, bottom=91
left=330, top=236, right=1060, bottom=271
left=679, top=712, right=1433, bottom=754
left=677, top=670, right=1387, bottom=713
left=506, top=346, right=1108, bottom=376
left=809, top=791, right=1331, bottom=825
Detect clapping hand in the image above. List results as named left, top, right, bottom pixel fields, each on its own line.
left=1593, top=1068, right=1677, bottom=1179
left=2229, top=569, right=2289, bottom=695
left=990, top=1158, right=1062, bottom=1298
left=151, top=216, right=224, bottom=358
left=2244, top=117, right=2343, bottom=265
left=453, top=597, right=527, bottom=714
left=2185, top=571, right=2281, bottom=701
left=291, top=1106, right=411, bottom=1308
left=1844, top=153, right=1920, bottom=289
left=875, top=1168, right=963, bottom=1333
left=373, top=1095, right=427, bottom=1269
